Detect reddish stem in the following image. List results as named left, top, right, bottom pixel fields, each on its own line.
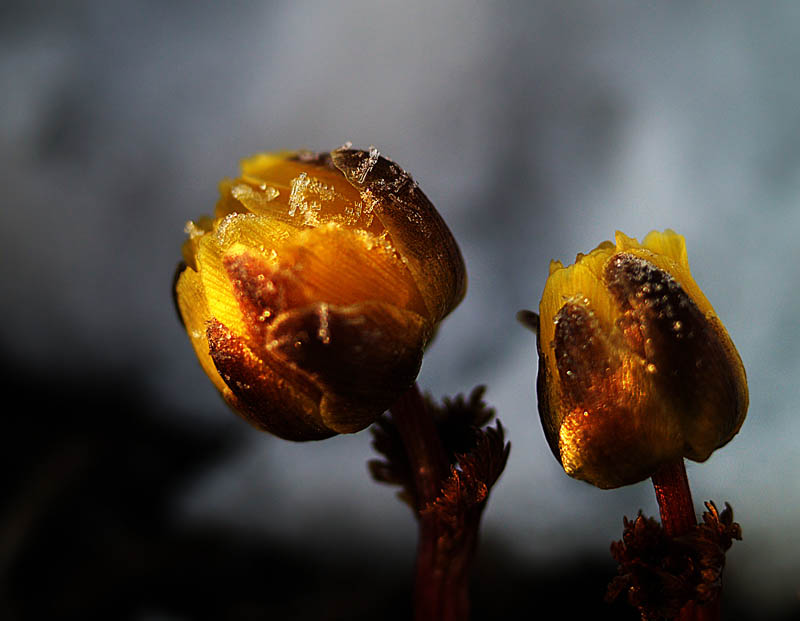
left=651, top=459, right=721, bottom=621
left=651, top=458, right=696, bottom=538
left=389, top=383, right=469, bottom=621
left=391, top=384, right=448, bottom=507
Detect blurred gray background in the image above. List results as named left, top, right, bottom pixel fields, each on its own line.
left=2, top=1, right=798, bottom=617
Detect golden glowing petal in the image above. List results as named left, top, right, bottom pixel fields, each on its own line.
left=229, top=182, right=287, bottom=217
left=278, top=224, right=428, bottom=317
left=195, top=235, right=247, bottom=338
left=194, top=214, right=297, bottom=337
left=640, top=229, right=689, bottom=268
left=214, top=212, right=296, bottom=250
left=240, top=152, right=363, bottom=205
left=539, top=259, right=619, bottom=403
left=240, top=151, right=296, bottom=178
left=613, top=230, right=640, bottom=252
left=573, top=240, right=616, bottom=282
left=175, top=268, right=227, bottom=394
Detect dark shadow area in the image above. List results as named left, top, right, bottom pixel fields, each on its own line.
left=0, top=356, right=793, bottom=620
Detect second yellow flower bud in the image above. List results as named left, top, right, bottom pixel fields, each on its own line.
left=536, top=231, right=748, bottom=489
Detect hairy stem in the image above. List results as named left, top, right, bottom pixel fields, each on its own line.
left=389, top=383, right=469, bottom=621
left=651, top=459, right=720, bottom=621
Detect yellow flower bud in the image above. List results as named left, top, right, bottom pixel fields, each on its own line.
left=535, top=231, right=748, bottom=489
left=175, top=147, right=466, bottom=440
